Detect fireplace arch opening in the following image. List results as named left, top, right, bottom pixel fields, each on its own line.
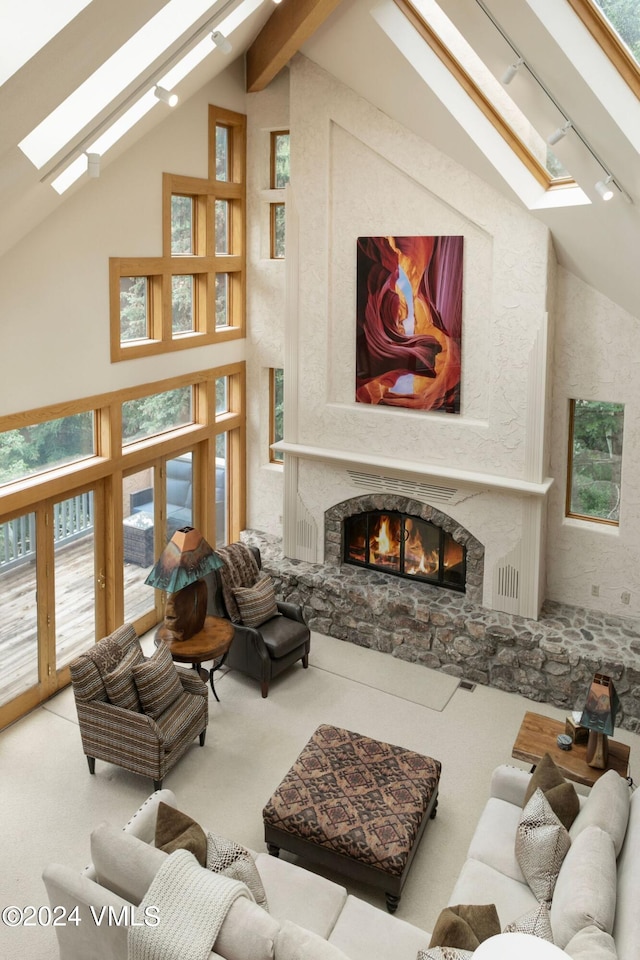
left=344, top=510, right=466, bottom=591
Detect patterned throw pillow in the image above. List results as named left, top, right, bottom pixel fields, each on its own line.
left=131, top=643, right=184, bottom=720
left=207, top=830, right=269, bottom=910
left=516, top=788, right=571, bottom=905
left=233, top=575, right=279, bottom=627
left=523, top=753, right=580, bottom=831
left=417, top=949, right=474, bottom=959
left=503, top=903, right=554, bottom=942
left=103, top=644, right=144, bottom=711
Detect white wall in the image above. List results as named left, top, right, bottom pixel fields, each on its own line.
left=547, top=268, right=640, bottom=617
left=0, top=61, right=247, bottom=418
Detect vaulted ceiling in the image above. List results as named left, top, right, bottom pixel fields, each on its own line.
left=2, top=0, right=639, bottom=318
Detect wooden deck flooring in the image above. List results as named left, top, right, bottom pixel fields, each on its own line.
left=0, top=538, right=154, bottom=706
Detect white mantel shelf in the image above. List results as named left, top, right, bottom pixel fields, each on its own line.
left=273, top=442, right=554, bottom=497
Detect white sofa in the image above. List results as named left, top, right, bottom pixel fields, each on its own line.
left=42, top=764, right=639, bottom=959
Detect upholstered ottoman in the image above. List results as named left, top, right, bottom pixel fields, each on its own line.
left=262, top=723, right=441, bottom=913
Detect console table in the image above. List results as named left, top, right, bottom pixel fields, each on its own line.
left=155, top=615, right=234, bottom=702
left=512, top=710, right=630, bottom=788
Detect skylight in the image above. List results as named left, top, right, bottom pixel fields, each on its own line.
left=592, top=0, right=640, bottom=65
left=0, top=0, right=94, bottom=88
left=20, top=0, right=250, bottom=171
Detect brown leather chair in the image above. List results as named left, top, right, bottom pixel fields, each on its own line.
left=206, top=546, right=310, bottom=698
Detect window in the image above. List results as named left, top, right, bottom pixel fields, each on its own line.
left=122, top=387, right=193, bottom=445
left=110, top=104, right=246, bottom=361
left=270, top=368, right=284, bottom=463
left=0, top=413, right=94, bottom=486
left=269, top=131, right=289, bottom=259
left=568, top=0, right=640, bottom=98
left=567, top=399, right=624, bottom=524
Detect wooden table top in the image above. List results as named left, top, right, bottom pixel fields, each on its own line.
left=155, top=615, right=234, bottom=664
left=512, top=710, right=630, bottom=788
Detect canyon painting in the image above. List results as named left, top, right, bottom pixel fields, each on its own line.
left=356, top=236, right=463, bottom=413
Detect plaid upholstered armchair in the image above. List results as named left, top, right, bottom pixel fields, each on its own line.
left=69, top=623, right=208, bottom=790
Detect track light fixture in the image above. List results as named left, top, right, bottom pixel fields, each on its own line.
left=547, top=120, right=572, bottom=146
left=211, top=30, right=232, bottom=54
left=154, top=85, right=178, bottom=107
left=86, top=152, right=100, bottom=179
left=501, top=57, right=524, bottom=85
left=595, top=176, right=615, bottom=201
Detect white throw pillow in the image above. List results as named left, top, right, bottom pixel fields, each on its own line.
left=515, top=788, right=571, bottom=905
left=549, top=825, right=617, bottom=949
left=563, top=924, right=618, bottom=959
left=569, top=769, right=630, bottom=856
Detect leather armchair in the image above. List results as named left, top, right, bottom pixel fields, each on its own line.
left=69, top=623, right=208, bottom=790
left=206, top=546, right=310, bottom=698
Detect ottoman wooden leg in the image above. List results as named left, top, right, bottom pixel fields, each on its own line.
left=267, top=843, right=281, bottom=857
left=385, top=893, right=400, bottom=914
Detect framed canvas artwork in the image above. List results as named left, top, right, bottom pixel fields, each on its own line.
left=356, top=235, right=463, bottom=413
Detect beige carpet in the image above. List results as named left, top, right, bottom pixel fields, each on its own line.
left=309, top=632, right=459, bottom=711
left=2, top=630, right=639, bottom=959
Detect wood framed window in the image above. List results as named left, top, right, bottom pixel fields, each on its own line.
left=269, top=367, right=284, bottom=463
left=566, top=399, right=624, bottom=525
left=110, top=104, right=246, bottom=361
left=268, top=130, right=289, bottom=260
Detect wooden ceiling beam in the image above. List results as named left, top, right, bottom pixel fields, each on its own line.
left=246, top=0, right=343, bottom=93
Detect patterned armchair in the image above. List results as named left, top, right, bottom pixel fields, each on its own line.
left=69, top=623, right=208, bottom=791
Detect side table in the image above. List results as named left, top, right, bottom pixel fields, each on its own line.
left=512, top=710, right=630, bottom=788
left=155, top=615, right=234, bottom=702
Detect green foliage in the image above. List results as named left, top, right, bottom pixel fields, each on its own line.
left=0, top=415, right=93, bottom=485
left=120, top=276, right=147, bottom=341
left=122, top=388, right=192, bottom=442
left=570, top=399, right=624, bottom=521
left=171, top=196, right=192, bottom=254
left=273, top=134, right=290, bottom=188
left=596, top=0, right=640, bottom=60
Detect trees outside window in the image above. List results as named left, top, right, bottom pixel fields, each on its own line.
left=567, top=399, right=624, bottom=523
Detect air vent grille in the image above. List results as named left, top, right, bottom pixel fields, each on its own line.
left=347, top=470, right=457, bottom=502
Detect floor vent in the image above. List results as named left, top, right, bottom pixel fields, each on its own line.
left=458, top=680, right=476, bottom=692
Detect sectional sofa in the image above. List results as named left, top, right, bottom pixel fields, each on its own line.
left=42, top=762, right=639, bottom=959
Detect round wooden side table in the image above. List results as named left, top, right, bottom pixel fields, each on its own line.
left=155, top=615, right=234, bottom=702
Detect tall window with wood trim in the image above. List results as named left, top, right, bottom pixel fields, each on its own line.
left=566, top=399, right=624, bottom=524
left=110, top=104, right=246, bottom=361
left=269, top=368, right=284, bottom=463
left=269, top=130, right=289, bottom=259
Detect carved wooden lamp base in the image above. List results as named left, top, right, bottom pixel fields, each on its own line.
left=586, top=730, right=608, bottom=769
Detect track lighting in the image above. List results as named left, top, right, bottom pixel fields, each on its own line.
left=154, top=85, right=178, bottom=107
left=547, top=121, right=572, bottom=146
left=595, top=176, right=614, bottom=201
left=501, top=57, right=523, bottom=85
left=86, top=152, right=100, bottom=179
left=211, top=30, right=232, bottom=54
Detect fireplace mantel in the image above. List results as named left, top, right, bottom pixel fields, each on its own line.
left=273, top=441, right=554, bottom=497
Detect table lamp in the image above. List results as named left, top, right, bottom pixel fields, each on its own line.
left=145, top=526, right=223, bottom=641
left=580, top=671, right=620, bottom=769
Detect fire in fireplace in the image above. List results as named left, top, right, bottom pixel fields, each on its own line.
left=344, top=511, right=466, bottom=591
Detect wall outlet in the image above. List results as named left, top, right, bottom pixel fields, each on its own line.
left=621, top=591, right=631, bottom=604
left=591, top=585, right=599, bottom=597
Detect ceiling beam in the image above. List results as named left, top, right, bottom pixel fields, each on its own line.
left=246, top=0, right=343, bottom=92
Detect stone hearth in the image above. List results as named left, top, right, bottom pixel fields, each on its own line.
left=244, top=530, right=640, bottom=733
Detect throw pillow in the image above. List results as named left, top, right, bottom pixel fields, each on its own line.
left=417, top=950, right=474, bottom=960
left=428, top=904, right=500, bottom=951
left=103, top=643, right=144, bottom=711
left=207, top=830, right=269, bottom=910
left=233, top=575, right=279, bottom=628
left=131, top=642, right=184, bottom=719
left=549, top=825, right=617, bottom=949
left=155, top=801, right=207, bottom=867
left=503, top=903, right=554, bottom=942
left=515, top=788, right=571, bottom=905
left=564, top=924, right=618, bottom=959
left=569, top=769, right=630, bottom=856
left=523, top=752, right=580, bottom=830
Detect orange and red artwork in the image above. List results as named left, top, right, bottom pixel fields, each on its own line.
left=356, top=236, right=463, bottom=413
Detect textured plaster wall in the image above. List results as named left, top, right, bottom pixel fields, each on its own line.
left=547, top=268, right=640, bottom=618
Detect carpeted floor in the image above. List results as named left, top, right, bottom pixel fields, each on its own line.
left=2, top=630, right=638, bottom=959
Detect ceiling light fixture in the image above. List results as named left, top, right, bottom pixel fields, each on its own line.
left=595, top=176, right=615, bottom=201
left=547, top=120, right=572, bottom=146
left=211, top=30, right=232, bottom=53
left=154, top=85, right=178, bottom=107
left=501, top=57, right=523, bottom=85
left=86, top=152, right=100, bottom=179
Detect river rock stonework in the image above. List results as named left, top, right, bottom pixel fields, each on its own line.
left=243, top=530, right=640, bottom=733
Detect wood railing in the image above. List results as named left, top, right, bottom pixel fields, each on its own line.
left=0, top=492, right=94, bottom=570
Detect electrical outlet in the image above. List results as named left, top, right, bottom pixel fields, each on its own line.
left=621, top=591, right=631, bottom=605
left=591, top=585, right=599, bottom=597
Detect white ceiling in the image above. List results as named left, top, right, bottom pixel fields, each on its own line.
left=1, top=0, right=639, bottom=318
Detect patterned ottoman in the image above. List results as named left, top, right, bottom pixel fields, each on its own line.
left=262, top=724, right=441, bottom=913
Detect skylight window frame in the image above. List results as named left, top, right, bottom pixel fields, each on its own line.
left=566, top=0, right=640, bottom=100
left=397, top=0, right=576, bottom=192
